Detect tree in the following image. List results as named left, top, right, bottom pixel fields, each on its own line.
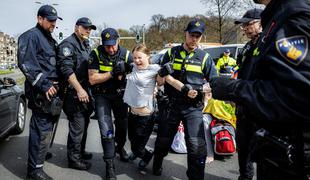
left=201, top=0, right=244, bottom=44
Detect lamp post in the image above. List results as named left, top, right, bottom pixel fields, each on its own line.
left=142, top=24, right=145, bottom=45
left=35, top=1, right=59, bottom=6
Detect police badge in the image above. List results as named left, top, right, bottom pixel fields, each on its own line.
left=63, top=47, right=72, bottom=57
left=276, top=35, right=308, bottom=66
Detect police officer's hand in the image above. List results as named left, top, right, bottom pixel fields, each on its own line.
left=46, top=86, right=57, bottom=101
left=158, top=63, right=174, bottom=77
left=181, top=84, right=197, bottom=98
left=110, top=61, right=126, bottom=77
left=77, top=88, right=89, bottom=103
left=209, top=76, right=239, bottom=101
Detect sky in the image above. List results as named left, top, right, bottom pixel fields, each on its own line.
left=0, top=0, right=208, bottom=37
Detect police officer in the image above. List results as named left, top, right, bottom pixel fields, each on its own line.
left=57, top=17, right=96, bottom=170
left=153, top=20, right=217, bottom=180
left=233, top=8, right=263, bottom=180
left=210, top=0, right=310, bottom=179
left=215, top=49, right=237, bottom=73
left=17, top=5, right=62, bottom=180
left=88, top=28, right=133, bottom=179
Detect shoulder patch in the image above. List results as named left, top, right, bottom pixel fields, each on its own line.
left=276, top=35, right=308, bottom=66
left=62, top=47, right=72, bottom=57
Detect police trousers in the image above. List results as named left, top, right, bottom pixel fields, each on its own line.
left=65, top=110, right=90, bottom=163
left=154, top=103, right=207, bottom=180
left=95, top=94, right=128, bottom=159
left=28, top=110, right=58, bottom=174
left=128, top=112, right=155, bottom=158
left=236, top=116, right=255, bottom=180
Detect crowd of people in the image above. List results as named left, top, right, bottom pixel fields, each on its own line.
left=17, top=0, right=310, bottom=180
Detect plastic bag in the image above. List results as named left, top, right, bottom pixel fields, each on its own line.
left=171, top=121, right=187, bottom=154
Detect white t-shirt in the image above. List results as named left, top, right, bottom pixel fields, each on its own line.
left=123, top=64, right=160, bottom=112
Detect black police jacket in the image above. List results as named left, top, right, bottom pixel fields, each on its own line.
left=88, top=45, right=133, bottom=93
left=18, top=24, right=59, bottom=109
left=57, top=33, right=91, bottom=90
left=225, top=0, right=310, bottom=130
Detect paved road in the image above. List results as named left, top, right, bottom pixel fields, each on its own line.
left=0, top=109, right=257, bottom=180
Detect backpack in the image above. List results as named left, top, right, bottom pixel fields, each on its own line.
left=210, top=118, right=236, bottom=156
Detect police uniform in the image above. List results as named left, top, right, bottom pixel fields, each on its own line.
left=211, top=0, right=310, bottom=179
left=153, top=20, right=217, bottom=180
left=57, top=17, right=96, bottom=170
left=17, top=5, right=62, bottom=180
left=234, top=8, right=263, bottom=180
left=215, top=50, right=237, bottom=73
left=88, top=28, right=133, bottom=167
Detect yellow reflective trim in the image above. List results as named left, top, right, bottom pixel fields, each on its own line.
left=173, top=63, right=182, bottom=70
left=174, top=58, right=183, bottom=62
left=188, top=52, right=194, bottom=58
left=253, top=47, right=260, bottom=56
left=180, top=51, right=186, bottom=59
left=99, top=66, right=112, bottom=72
left=185, top=64, right=202, bottom=73
left=125, top=50, right=129, bottom=63
left=168, top=48, right=172, bottom=57
left=201, top=53, right=210, bottom=71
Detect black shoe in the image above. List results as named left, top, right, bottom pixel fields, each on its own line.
left=68, top=160, right=91, bottom=170
left=105, top=159, right=117, bottom=180
left=116, top=148, right=129, bottom=162
left=81, top=151, right=93, bottom=160
left=45, top=152, right=53, bottom=160
left=128, top=153, right=137, bottom=161
left=27, top=170, right=53, bottom=180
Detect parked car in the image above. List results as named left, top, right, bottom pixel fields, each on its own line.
left=204, top=44, right=245, bottom=64
left=0, top=77, right=27, bottom=138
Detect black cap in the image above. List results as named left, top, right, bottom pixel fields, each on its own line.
left=235, top=8, right=263, bottom=24
left=76, top=17, right=97, bottom=30
left=37, top=5, right=62, bottom=21
left=185, top=20, right=205, bottom=34
left=224, top=49, right=230, bottom=53
left=101, top=28, right=120, bottom=46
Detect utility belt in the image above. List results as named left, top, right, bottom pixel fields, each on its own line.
left=251, top=128, right=301, bottom=175
left=92, top=86, right=125, bottom=97
left=35, top=94, right=63, bottom=116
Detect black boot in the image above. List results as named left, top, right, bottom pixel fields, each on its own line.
left=68, top=160, right=91, bottom=170
left=139, top=150, right=153, bottom=168
left=116, top=147, right=129, bottom=162
left=152, top=155, right=163, bottom=176
left=27, top=170, right=53, bottom=180
left=105, top=159, right=116, bottom=180
left=81, top=151, right=93, bottom=160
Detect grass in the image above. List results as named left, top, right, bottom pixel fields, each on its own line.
left=0, top=69, right=14, bottom=75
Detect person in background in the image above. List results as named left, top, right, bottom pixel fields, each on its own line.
left=215, top=49, right=237, bottom=74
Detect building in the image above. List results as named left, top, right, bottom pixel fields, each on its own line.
left=0, top=32, right=17, bottom=69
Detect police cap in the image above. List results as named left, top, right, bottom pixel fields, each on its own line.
left=76, top=17, right=97, bottom=30
left=234, top=8, right=263, bottom=24
left=101, top=28, right=120, bottom=46
left=185, top=20, right=205, bottom=34
left=37, top=5, right=62, bottom=21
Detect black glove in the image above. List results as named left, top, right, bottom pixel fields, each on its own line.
left=125, top=62, right=133, bottom=73
left=209, top=76, right=239, bottom=101
left=181, top=84, right=193, bottom=97
left=158, top=63, right=174, bottom=77
left=110, top=61, right=125, bottom=77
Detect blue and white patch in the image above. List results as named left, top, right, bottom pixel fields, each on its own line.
left=62, top=47, right=72, bottom=57
left=276, top=35, right=308, bottom=66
